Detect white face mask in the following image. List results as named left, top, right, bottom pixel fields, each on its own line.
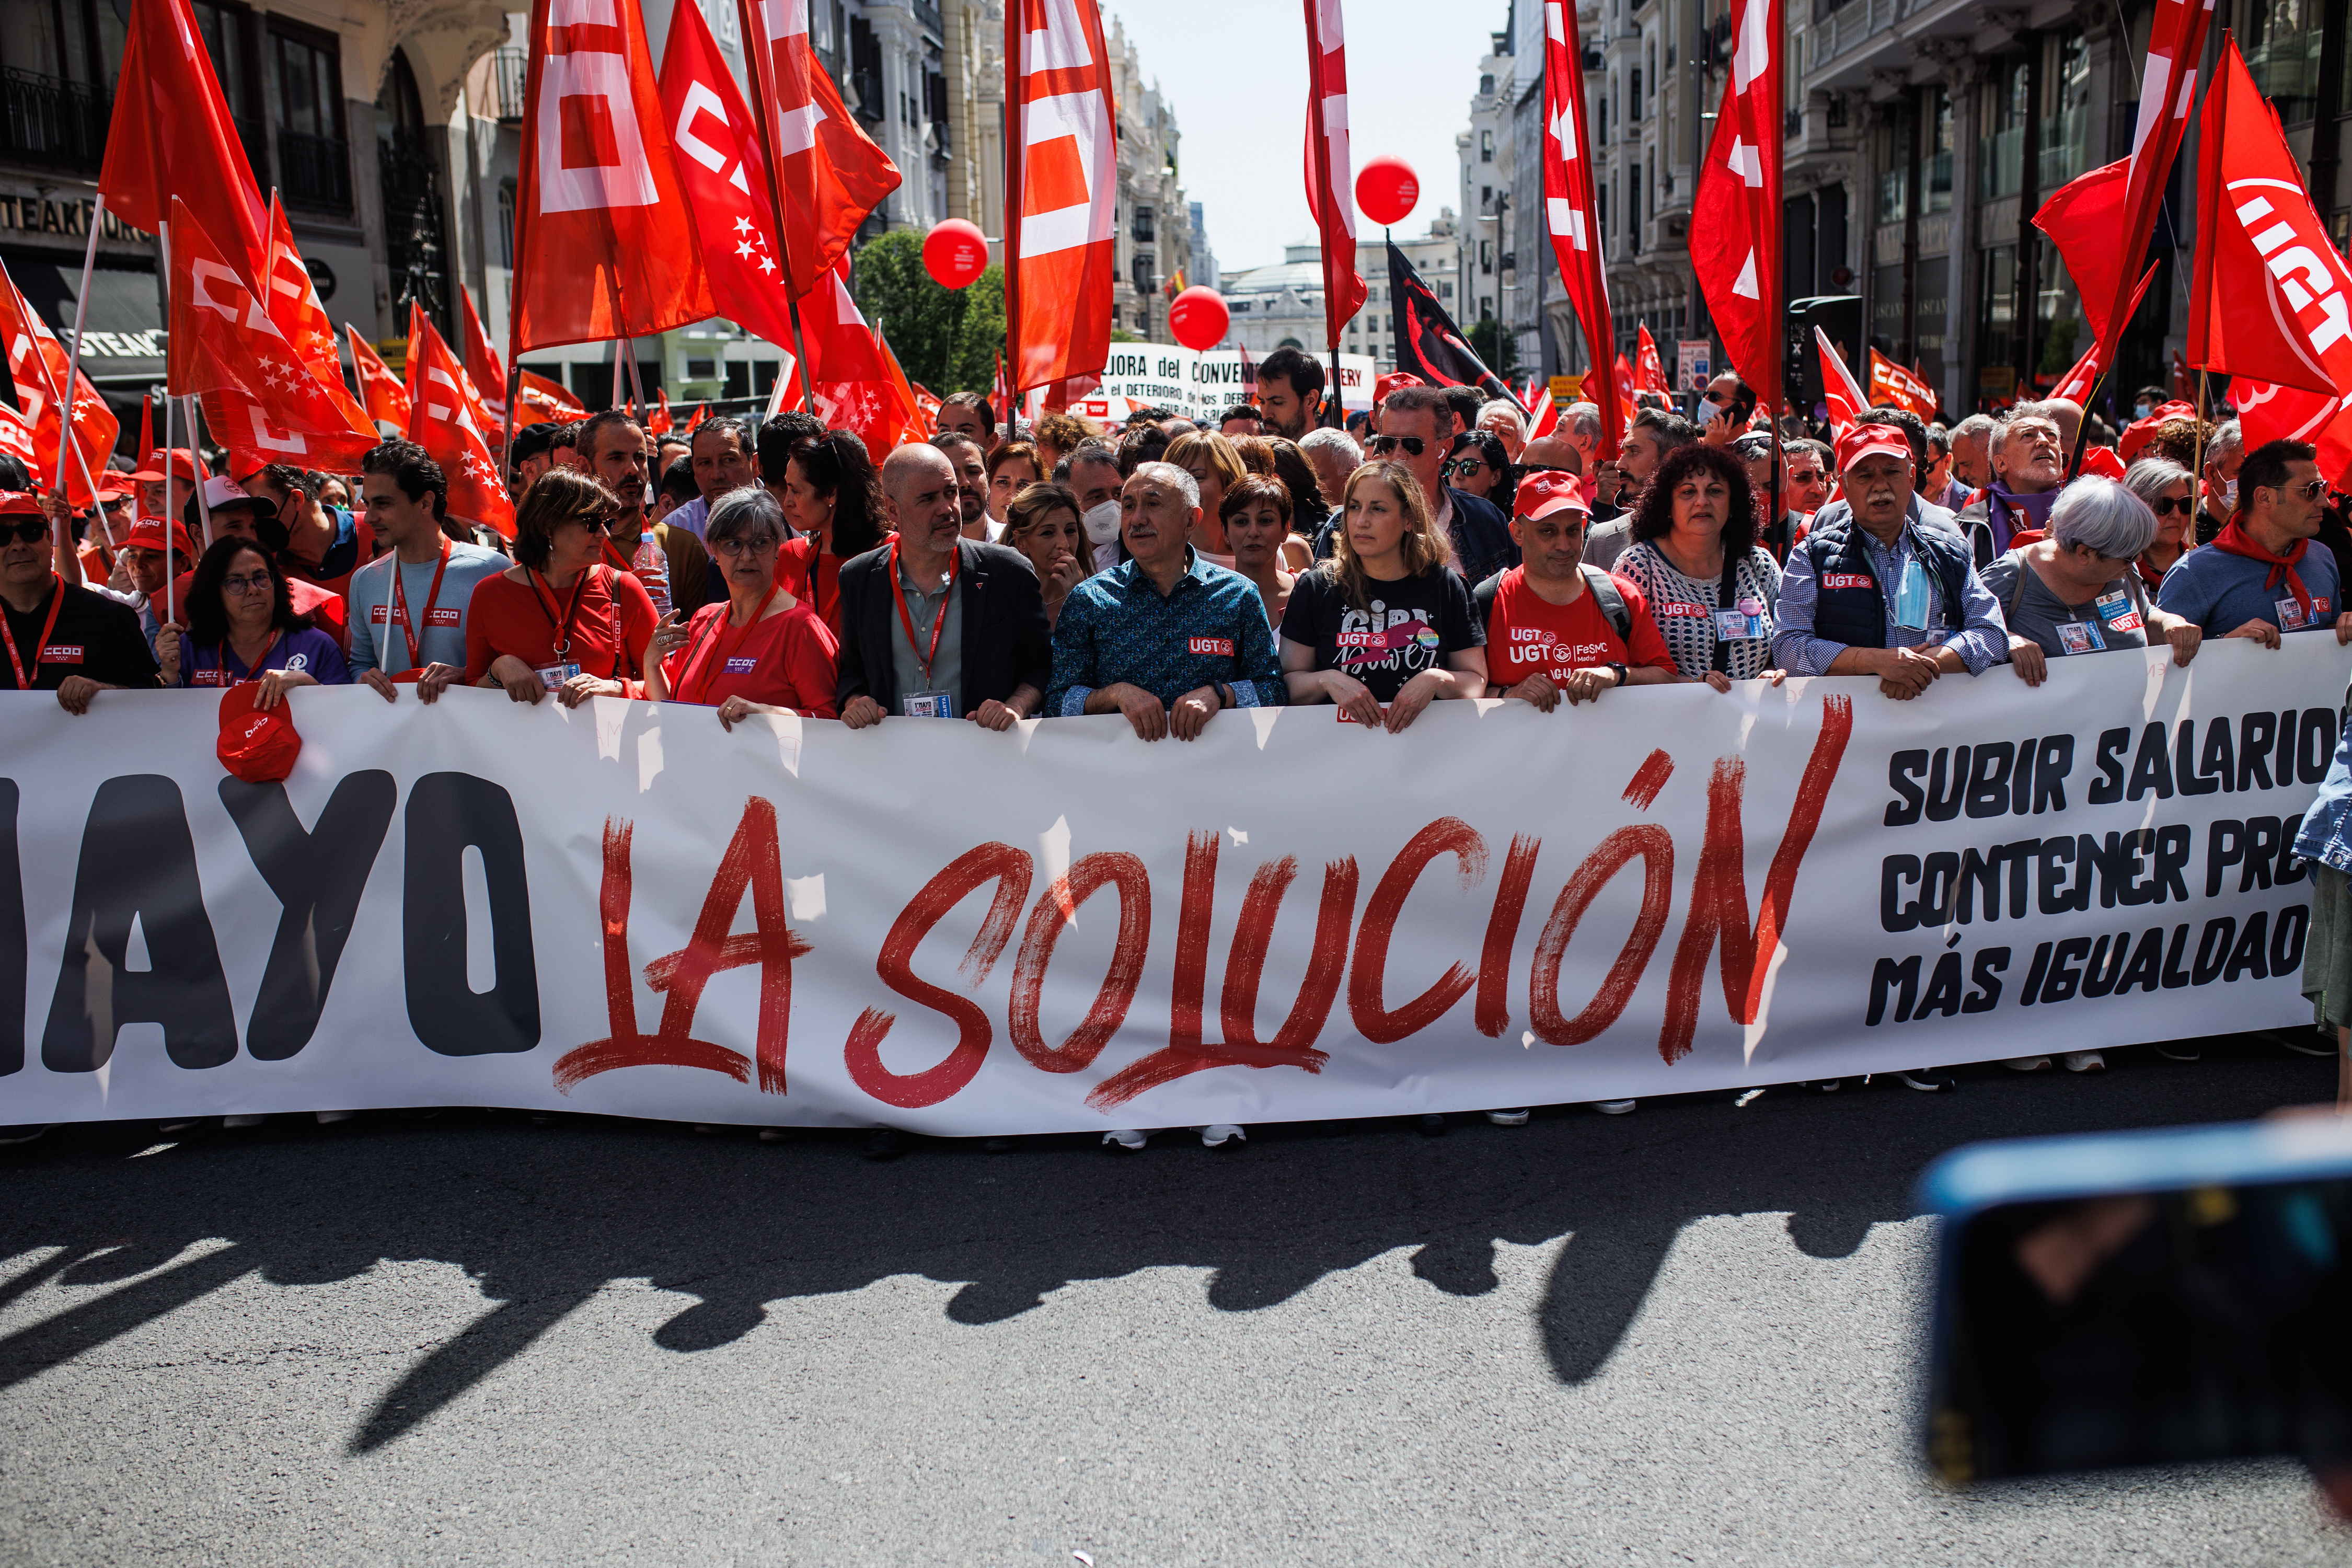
left=1082, top=498, right=1122, bottom=546
left=2218, top=477, right=2238, bottom=510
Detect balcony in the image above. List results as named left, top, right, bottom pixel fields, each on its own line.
left=0, top=67, right=109, bottom=173
left=278, top=129, right=351, bottom=212
left=493, top=48, right=528, bottom=123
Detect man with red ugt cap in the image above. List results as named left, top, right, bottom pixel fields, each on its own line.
left=1475, top=470, right=1677, bottom=710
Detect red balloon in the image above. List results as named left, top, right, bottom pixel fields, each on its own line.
left=1168, top=286, right=1229, bottom=352
left=1356, top=156, right=1420, bottom=227
left=923, top=219, right=989, bottom=289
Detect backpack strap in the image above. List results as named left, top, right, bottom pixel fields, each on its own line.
left=1580, top=565, right=1632, bottom=641
left=1710, top=550, right=1740, bottom=674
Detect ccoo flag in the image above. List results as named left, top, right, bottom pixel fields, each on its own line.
left=1006, top=0, right=1119, bottom=395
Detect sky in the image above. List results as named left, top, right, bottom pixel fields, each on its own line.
left=1102, top=0, right=1504, bottom=277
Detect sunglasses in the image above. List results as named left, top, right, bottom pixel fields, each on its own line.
left=1445, top=458, right=1487, bottom=476
left=2290, top=478, right=2329, bottom=500
left=1369, top=435, right=1426, bottom=456
left=2148, top=495, right=2193, bottom=516
left=0, top=520, right=47, bottom=545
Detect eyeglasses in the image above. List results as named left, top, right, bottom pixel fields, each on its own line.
left=1368, top=435, right=1425, bottom=457
left=2290, top=478, right=2329, bottom=500
left=0, top=520, right=46, bottom=545
left=2148, top=495, right=2193, bottom=516
left=709, top=535, right=779, bottom=557
left=1445, top=458, right=1486, bottom=477
left=222, top=570, right=275, bottom=596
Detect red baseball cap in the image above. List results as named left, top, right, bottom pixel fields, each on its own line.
left=1374, top=372, right=1425, bottom=404
left=118, top=518, right=200, bottom=557
left=226, top=448, right=271, bottom=484
left=0, top=491, right=41, bottom=518
left=1835, top=423, right=1913, bottom=473
left=1512, top=469, right=1589, bottom=523
left=131, top=447, right=211, bottom=482
left=217, top=684, right=302, bottom=784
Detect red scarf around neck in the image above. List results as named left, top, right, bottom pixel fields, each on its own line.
left=2209, top=518, right=2314, bottom=617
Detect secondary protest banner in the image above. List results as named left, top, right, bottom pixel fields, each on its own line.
left=1090, top=343, right=1377, bottom=424
left=1, top=639, right=2342, bottom=1132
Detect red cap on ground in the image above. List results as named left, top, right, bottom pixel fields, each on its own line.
left=1512, top=469, right=1589, bottom=523
left=1835, top=423, right=1913, bottom=473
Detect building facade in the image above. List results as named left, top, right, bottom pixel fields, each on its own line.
left=1223, top=218, right=1460, bottom=367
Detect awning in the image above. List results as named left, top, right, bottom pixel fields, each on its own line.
left=9, top=259, right=165, bottom=386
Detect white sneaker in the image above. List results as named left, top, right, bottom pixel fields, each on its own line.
left=1593, top=1099, right=1636, bottom=1115
left=315, top=1110, right=354, bottom=1125
left=222, top=1114, right=267, bottom=1129
left=1200, top=1124, right=1246, bottom=1148
left=2003, top=1055, right=2051, bottom=1072
left=1484, top=1109, right=1531, bottom=1126
left=2063, top=1050, right=2106, bottom=1073
left=1102, top=1128, right=1148, bottom=1150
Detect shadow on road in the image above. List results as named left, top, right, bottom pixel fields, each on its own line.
left=0, top=1038, right=2327, bottom=1454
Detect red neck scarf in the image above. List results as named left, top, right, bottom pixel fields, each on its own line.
left=2210, top=518, right=2314, bottom=617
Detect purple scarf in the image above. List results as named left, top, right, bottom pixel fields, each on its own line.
left=1987, top=482, right=2060, bottom=550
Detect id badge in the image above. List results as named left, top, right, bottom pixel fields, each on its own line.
left=902, top=690, right=953, bottom=718
left=2277, top=596, right=2311, bottom=631
left=536, top=661, right=582, bottom=691
left=1712, top=608, right=1760, bottom=641
left=2055, top=619, right=2104, bottom=655
left=2094, top=590, right=2132, bottom=620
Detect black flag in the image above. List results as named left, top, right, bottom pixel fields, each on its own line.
left=1386, top=239, right=1512, bottom=400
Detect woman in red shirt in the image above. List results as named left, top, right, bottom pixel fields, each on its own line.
left=776, top=429, right=890, bottom=633
left=644, top=487, right=838, bottom=725
left=464, top=468, right=658, bottom=706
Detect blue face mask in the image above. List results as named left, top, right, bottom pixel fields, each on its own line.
left=1893, top=556, right=1932, bottom=631
left=2134, top=401, right=2153, bottom=420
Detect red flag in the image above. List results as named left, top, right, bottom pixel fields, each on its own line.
left=405, top=310, right=516, bottom=537
left=459, top=286, right=508, bottom=407
left=735, top=0, right=902, bottom=301
left=1541, top=0, right=1621, bottom=459
left=1301, top=0, right=1367, bottom=352
left=1518, top=377, right=1561, bottom=440
left=1816, top=326, right=1867, bottom=439
left=98, top=0, right=268, bottom=273
left=1866, top=349, right=1939, bottom=420
left=0, top=260, right=120, bottom=504
left=2231, top=379, right=2352, bottom=488
left=510, top=0, right=714, bottom=353
left=140, top=393, right=155, bottom=467
left=685, top=402, right=709, bottom=432
left=405, top=304, right=498, bottom=437
left=1613, top=351, right=1636, bottom=404
left=262, top=193, right=341, bottom=388
left=2189, top=37, right=2352, bottom=399
left=0, top=401, right=34, bottom=470
left=1689, top=0, right=1782, bottom=407
left=515, top=368, right=591, bottom=423
left=802, top=260, right=889, bottom=385
left=2170, top=349, right=2192, bottom=399
left=1634, top=326, right=1671, bottom=396
left=163, top=200, right=372, bottom=468
left=2049, top=264, right=2159, bottom=403
left=1006, top=0, right=1118, bottom=395
left=2033, top=0, right=2212, bottom=374
left=347, top=323, right=411, bottom=429
left=649, top=388, right=673, bottom=435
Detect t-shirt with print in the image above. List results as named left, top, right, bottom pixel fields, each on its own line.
left=1612, top=541, right=1782, bottom=680
left=1979, top=549, right=2151, bottom=656
left=1480, top=566, right=1679, bottom=686
left=1278, top=563, right=1481, bottom=703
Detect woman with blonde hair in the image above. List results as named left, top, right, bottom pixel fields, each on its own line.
left=1277, top=460, right=1485, bottom=733
left=997, top=480, right=1089, bottom=627
left=1165, top=431, right=1248, bottom=564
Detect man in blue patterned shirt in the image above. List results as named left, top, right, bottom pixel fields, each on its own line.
left=1047, top=462, right=1285, bottom=740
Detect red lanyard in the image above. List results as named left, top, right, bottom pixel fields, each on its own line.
left=389, top=538, right=453, bottom=669
left=887, top=543, right=958, bottom=686
left=2, top=575, right=63, bottom=690
left=221, top=630, right=282, bottom=685
left=683, top=585, right=779, bottom=705
left=528, top=568, right=592, bottom=660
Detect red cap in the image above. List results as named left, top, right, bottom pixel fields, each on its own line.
left=226, top=448, right=270, bottom=484
left=1835, top=422, right=1913, bottom=473
left=1374, top=372, right=1425, bottom=405
left=0, top=491, right=42, bottom=518
left=132, top=447, right=211, bottom=483
left=217, top=684, right=302, bottom=784
left=118, top=518, right=200, bottom=558
left=1512, top=469, right=1589, bottom=523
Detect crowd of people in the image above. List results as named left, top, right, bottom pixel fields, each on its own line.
left=6, top=350, right=2351, bottom=1152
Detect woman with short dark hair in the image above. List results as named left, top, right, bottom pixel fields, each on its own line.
left=644, top=486, right=837, bottom=726
left=156, top=535, right=350, bottom=702
left=1613, top=443, right=1784, bottom=688
left=1445, top=430, right=1511, bottom=505
left=463, top=468, right=658, bottom=706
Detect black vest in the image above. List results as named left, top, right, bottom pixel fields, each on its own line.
left=1802, top=513, right=1971, bottom=650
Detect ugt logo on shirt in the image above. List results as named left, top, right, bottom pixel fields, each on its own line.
left=1821, top=573, right=1874, bottom=590
left=1187, top=637, right=1234, bottom=657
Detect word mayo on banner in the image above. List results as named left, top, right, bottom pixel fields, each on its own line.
left=1086, top=344, right=1377, bottom=424
left=0, top=640, right=2343, bottom=1133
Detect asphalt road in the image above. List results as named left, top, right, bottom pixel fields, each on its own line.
left=1, top=1036, right=2345, bottom=1566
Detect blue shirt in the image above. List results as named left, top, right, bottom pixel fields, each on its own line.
left=345, top=541, right=510, bottom=676
left=2157, top=541, right=2342, bottom=636
left=178, top=625, right=350, bottom=688
left=2297, top=701, right=2352, bottom=875
left=1048, top=549, right=1285, bottom=717
left=669, top=494, right=711, bottom=541
left=1770, top=518, right=2009, bottom=676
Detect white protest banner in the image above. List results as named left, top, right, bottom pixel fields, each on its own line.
left=1, top=638, right=2342, bottom=1132
left=1091, top=343, right=1377, bottom=423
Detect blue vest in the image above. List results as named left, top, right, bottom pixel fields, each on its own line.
left=1802, top=514, right=1970, bottom=650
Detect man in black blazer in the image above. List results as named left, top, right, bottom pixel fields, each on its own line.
left=836, top=443, right=1052, bottom=729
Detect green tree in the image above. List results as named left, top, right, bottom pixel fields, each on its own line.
left=1467, top=314, right=1519, bottom=380
left=850, top=229, right=1006, bottom=393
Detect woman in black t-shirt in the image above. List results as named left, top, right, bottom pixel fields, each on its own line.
left=1277, top=461, right=1485, bottom=733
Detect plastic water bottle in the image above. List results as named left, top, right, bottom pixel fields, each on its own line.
left=632, top=529, right=673, bottom=618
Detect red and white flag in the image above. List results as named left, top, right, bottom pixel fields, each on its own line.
left=1006, top=0, right=1118, bottom=395
left=1301, top=0, right=1367, bottom=352
left=662, top=0, right=806, bottom=353
left=1815, top=326, right=1867, bottom=439
left=515, top=368, right=591, bottom=423
left=802, top=260, right=889, bottom=386
left=262, top=193, right=341, bottom=389
left=649, top=388, right=673, bottom=434
left=1541, top=0, right=1619, bottom=458
left=346, top=323, right=411, bottom=429
left=1634, top=326, right=1671, bottom=397
left=808, top=271, right=917, bottom=458
left=405, top=307, right=516, bottom=536
left=163, top=199, right=373, bottom=468
left=1866, top=350, right=1938, bottom=421
left=2034, top=0, right=2213, bottom=373
left=1518, top=377, right=1561, bottom=440
left=734, top=0, right=902, bottom=301
left=0, top=401, right=34, bottom=470
left=510, top=0, right=713, bottom=354
left=460, top=286, right=508, bottom=409
left=1689, top=0, right=1782, bottom=407
left=0, top=260, right=117, bottom=504
left=98, top=0, right=269, bottom=274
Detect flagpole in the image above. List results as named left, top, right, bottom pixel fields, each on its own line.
left=53, top=192, right=105, bottom=495
left=1001, top=0, right=1024, bottom=427
left=159, top=215, right=176, bottom=630
left=732, top=0, right=822, bottom=417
